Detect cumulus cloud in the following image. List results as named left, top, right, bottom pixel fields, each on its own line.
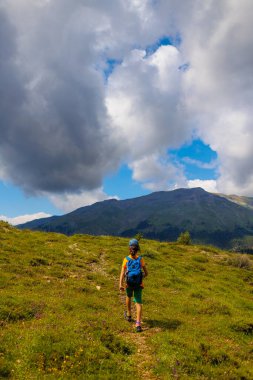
left=129, top=154, right=186, bottom=191
left=0, top=0, right=185, bottom=202
left=0, top=212, right=52, bottom=226
left=1, top=0, right=253, bottom=209
left=0, top=2, right=122, bottom=194
left=106, top=43, right=191, bottom=190
left=106, top=44, right=189, bottom=158
left=187, top=180, right=218, bottom=194
left=47, top=188, right=119, bottom=213
left=178, top=0, right=253, bottom=195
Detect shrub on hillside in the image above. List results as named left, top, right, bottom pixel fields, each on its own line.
left=0, top=221, right=13, bottom=232
left=227, top=254, right=252, bottom=269
left=231, top=236, right=253, bottom=254
left=134, top=232, right=143, bottom=242
left=177, top=231, right=191, bottom=245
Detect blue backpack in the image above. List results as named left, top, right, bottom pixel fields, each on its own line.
left=125, top=256, right=143, bottom=289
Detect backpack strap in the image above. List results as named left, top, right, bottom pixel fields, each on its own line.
left=136, top=256, right=142, bottom=266
left=125, top=256, right=130, bottom=271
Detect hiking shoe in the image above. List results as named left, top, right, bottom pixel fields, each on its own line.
left=124, top=311, right=132, bottom=322
left=136, top=325, right=142, bottom=333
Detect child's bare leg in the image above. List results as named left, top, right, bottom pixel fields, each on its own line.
left=136, top=303, right=142, bottom=323
left=126, top=296, right=132, bottom=316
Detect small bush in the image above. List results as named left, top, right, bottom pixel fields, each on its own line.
left=134, top=232, right=143, bottom=242
left=228, top=254, right=252, bottom=269
left=177, top=231, right=191, bottom=245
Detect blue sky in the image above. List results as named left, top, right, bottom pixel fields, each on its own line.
left=104, top=139, right=218, bottom=198
left=0, top=182, right=57, bottom=217
left=0, top=1, right=252, bottom=224
left=169, top=139, right=218, bottom=181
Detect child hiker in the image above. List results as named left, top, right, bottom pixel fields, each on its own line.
left=119, top=238, right=148, bottom=332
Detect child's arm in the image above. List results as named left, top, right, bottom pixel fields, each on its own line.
left=119, top=266, right=125, bottom=291
left=143, top=265, right=148, bottom=278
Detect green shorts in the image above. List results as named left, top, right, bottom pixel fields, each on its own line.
left=126, top=287, right=143, bottom=304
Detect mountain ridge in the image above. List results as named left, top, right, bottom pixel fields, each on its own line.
left=18, top=187, right=253, bottom=249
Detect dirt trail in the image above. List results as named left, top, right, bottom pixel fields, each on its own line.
left=88, top=250, right=109, bottom=277
left=87, top=250, right=161, bottom=379
left=118, top=285, right=161, bottom=380
left=123, top=325, right=161, bottom=380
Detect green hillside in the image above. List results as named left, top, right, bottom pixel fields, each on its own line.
left=1, top=222, right=253, bottom=379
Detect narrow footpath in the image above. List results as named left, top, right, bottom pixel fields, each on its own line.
left=117, top=283, right=162, bottom=380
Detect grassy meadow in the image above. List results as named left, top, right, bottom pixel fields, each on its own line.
left=0, top=221, right=253, bottom=379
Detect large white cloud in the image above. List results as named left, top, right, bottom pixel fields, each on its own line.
left=129, top=154, right=186, bottom=191
left=187, top=180, right=218, bottom=194
left=47, top=188, right=119, bottom=213
left=106, top=45, right=189, bottom=157
left=0, top=0, right=159, bottom=196
left=1, top=0, right=253, bottom=213
left=106, top=43, right=190, bottom=188
left=0, top=212, right=52, bottom=226
left=178, top=0, right=253, bottom=195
